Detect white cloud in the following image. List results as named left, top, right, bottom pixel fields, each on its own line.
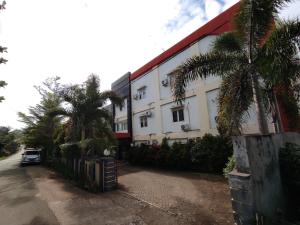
left=205, top=0, right=222, bottom=20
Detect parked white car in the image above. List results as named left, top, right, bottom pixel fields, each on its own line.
left=21, top=148, right=41, bottom=165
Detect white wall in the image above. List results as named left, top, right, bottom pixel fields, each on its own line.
left=131, top=69, right=158, bottom=111
left=161, top=96, right=201, bottom=133
left=158, top=43, right=199, bottom=101
left=132, top=110, right=158, bottom=136
left=205, top=88, right=275, bottom=133
left=131, top=34, right=275, bottom=144
left=131, top=68, right=161, bottom=140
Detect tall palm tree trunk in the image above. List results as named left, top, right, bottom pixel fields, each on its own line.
left=252, top=75, right=270, bottom=134
left=248, top=0, right=269, bottom=135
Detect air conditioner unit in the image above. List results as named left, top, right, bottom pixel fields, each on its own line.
left=161, top=79, right=169, bottom=87
left=133, top=94, right=139, bottom=100
left=145, top=111, right=152, bottom=117
left=181, top=124, right=191, bottom=131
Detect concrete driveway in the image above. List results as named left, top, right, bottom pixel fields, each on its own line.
left=0, top=153, right=190, bottom=225
left=118, top=166, right=234, bottom=225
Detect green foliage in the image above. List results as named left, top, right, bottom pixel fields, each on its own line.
left=280, top=143, right=300, bottom=220
left=0, top=2, right=7, bottom=102
left=53, top=74, right=121, bottom=156
left=167, top=142, right=191, bottom=169
left=79, top=137, right=116, bottom=157
left=223, top=155, right=235, bottom=178
left=20, top=75, right=120, bottom=164
left=190, top=134, right=232, bottom=173
left=154, top=138, right=170, bottom=167
left=60, top=142, right=81, bottom=159
left=128, top=135, right=232, bottom=174
left=0, top=126, right=20, bottom=156
left=18, top=77, right=64, bottom=162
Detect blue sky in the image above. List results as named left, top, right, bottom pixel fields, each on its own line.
left=0, top=0, right=299, bottom=129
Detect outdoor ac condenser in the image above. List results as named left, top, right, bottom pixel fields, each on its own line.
left=181, top=124, right=190, bottom=131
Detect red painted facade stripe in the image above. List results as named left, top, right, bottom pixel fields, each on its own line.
left=114, top=132, right=131, bottom=139
left=130, top=2, right=240, bottom=81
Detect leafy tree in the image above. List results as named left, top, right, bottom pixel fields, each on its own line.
left=171, top=0, right=300, bottom=136
left=18, top=77, right=63, bottom=161
left=0, top=126, right=20, bottom=156
left=53, top=74, right=122, bottom=156
left=0, top=1, right=7, bottom=103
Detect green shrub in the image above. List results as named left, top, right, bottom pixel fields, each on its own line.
left=127, top=145, right=140, bottom=165
left=127, top=135, right=232, bottom=174
left=280, top=143, right=300, bottom=220
left=166, top=141, right=191, bottom=170
left=128, top=143, right=154, bottom=166
left=80, top=138, right=115, bottom=157
left=154, top=138, right=170, bottom=168
left=141, top=144, right=155, bottom=166
left=223, top=155, right=235, bottom=178
left=190, top=134, right=232, bottom=173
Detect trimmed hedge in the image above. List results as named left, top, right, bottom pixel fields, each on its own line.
left=127, top=134, right=232, bottom=174
left=280, top=143, right=300, bottom=220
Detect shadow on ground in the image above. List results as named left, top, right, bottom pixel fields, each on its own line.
left=22, top=216, right=55, bottom=225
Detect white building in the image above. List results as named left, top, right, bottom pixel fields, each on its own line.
left=130, top=3, right=275, bottom=145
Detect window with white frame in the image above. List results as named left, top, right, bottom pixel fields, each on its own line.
left=172, top=107, right=184, bottom=122
left=140, top=116, right=148, bottom=128
left=115, top=120, right=128, bottom=131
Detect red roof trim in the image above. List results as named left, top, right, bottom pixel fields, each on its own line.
left=114, top=132, right=131, bottom=139
left=130, top=3, right=239, bottom=81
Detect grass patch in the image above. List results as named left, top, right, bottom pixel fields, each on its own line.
left=0, top=156, right=7, bottom=160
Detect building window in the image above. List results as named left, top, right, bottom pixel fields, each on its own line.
left=115, top=120, right=128, bottom=131
left=122, top=121, right=128, bottom=131
left=140, top=116, right=148, bottom=128
left=119, top=99, right=126, bottom=111
left=137, top=87, right=146, bottom=100
left=172, top=108, right=184, bottom=122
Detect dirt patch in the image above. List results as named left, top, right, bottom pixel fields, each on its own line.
left=118, top=165, right=234, bottom=225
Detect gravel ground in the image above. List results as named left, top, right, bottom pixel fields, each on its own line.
left=118, top=166, right=234, bottom=225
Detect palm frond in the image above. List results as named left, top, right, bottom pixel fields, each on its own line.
left=170, top=51, right=246, bottom=102
left=99, top=90, right=123, bottom=106
left=217, top=68, right=253, bottom=136
left=235, top=0, right=292, bottom=47
left=0, top=80, right=7, bottom=87
left=213, top=32, right=243, bottom=53
left=17, top=112, right=36, bottom=126
left=259, top=19, right=300, bottom=85
left=48, top=108, right=70, bottom=118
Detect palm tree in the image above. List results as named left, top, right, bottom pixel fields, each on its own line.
left=171, top=0, right=300, bottom=136
left=54, top=74, right=122, bottom=155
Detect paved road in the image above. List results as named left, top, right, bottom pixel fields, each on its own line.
left=0, top=153, right=189, bottom=225
left=0, top=151, right=59, bottom=225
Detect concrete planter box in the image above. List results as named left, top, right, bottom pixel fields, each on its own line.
left=84, top=157, right=117, bottom=192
